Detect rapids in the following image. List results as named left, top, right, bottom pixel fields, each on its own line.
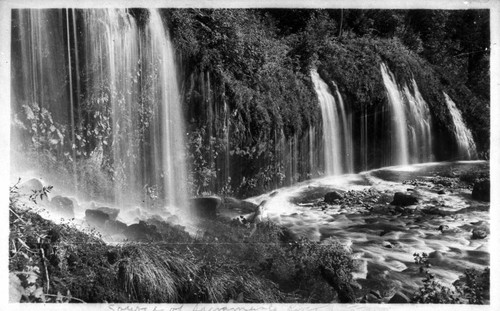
left=248, top=161, right=489, bottom=296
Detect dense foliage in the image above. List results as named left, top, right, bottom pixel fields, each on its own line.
left=11, top=8, right=489, bottom=198
left=9, top=185, right=356, bottom=303
left=411, top=252, right=490, bottom=304
left=165, top=8, right=489, bottom=195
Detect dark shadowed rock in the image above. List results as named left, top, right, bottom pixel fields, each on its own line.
left=472, top=179, right=490, bottom=202
left=85, top=209, right=110, bottom=227
left=390, top=192, right=418, bottom=206
left=388, top=292, right=410, bottom=303
left=438, top=224, right=450, bottom=233
left=190, top=196, right=222, bottom=219
left=324, top=191, right=343, bottom=204
left=104, top=220, right=128, bottom=235
left=428, top=250, right=445, bottom=265
left=437, top=189, right=446, bottom=195
left=472, top=228, right=488, bottom=239
left=123, top=221, right=161, bottom=241
left=49, top=196, right=75, bottom=218
left=95, top=207, right=120, bottom=221
left=222, top=197, right=258, bottom=213
left=320, top=266, right=355, bottom=303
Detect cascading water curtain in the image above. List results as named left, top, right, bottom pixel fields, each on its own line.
left=443, top=93, right=477, bottom=159
left=12, top=8, right=190, bottom=211
left=311, top=69, right=353, bottom=176
left=380, top=63, right=434, bottom=166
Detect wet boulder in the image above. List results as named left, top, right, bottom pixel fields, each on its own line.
left=472, top=228, right=488, bottom=240
left=104, top=220, right=128, bottom=235
left=390, top=192, right=418, bottom=206
left=428, top=250, right=446, bottom=265
left=123, top=221, right=161, bottom=241
left=472, top=179, right=490, bottom=202
left=85, top=209, right=110, bottom=227
left=190, top=196, right=222, bottom=219
left=95, top=207, right=120, bottom=221
left=222, top=197, right=258, bottom=213
left=324, top=191, right=343, bottom=204
left=48, top=196, right=75, bottom=218
left=438, top=224, right=450, bottom=233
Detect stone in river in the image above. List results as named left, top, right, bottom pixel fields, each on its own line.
left=390, top=192, right=418, bottom=206
left=324, top=191, right=343, bottom=204
left=438, top=224, right=449, bottom=233
left=472, top=228, right=488, bottom=239
left=222, top=197, right=258, bottom=213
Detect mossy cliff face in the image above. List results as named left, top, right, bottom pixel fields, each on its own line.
left=11, top=9, right=488, bottom=199
left=165, top=9, right=488, bottom=196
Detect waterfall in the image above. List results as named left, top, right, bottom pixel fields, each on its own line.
left=145, top=10, right=189, bottom=209
left=11, top=10, right=70, bottom=134
left=11, top=9, right=189, bottom=211
left=380, top=63, right=410, bottom=165
left=380, top=64, right=434, bottom=165
left=331, top=80, right=354, bottom=173
left=81, top=9, right=141, bottom=205
left=311, top=69, right=353, bottom=176
left=443, top=93, right=477, bottom=159
left=404, top=79, right=433, bottom=162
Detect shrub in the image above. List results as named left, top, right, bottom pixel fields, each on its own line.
left=453, top=268, right=490, bottom=304
left=412, top=252, right=489, bottom=304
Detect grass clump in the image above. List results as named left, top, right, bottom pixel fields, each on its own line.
left=9, top=183, right=356, bottom=303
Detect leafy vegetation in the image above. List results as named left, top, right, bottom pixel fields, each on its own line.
left=411, top=252, right=489, bottom=304
left=166, top=8, right=490, bottom=194
left=9, top=183, right=355, bottom=303
left=11, top=8, right=489, bottom=197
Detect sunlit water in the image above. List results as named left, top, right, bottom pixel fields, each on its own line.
left=443, top=93, right=477, bottom=159
left=248, top=161, right=489, bottom=295
left=11, top=8, right=189, bottom=219
left=311, top=69, right=353, bottom=175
